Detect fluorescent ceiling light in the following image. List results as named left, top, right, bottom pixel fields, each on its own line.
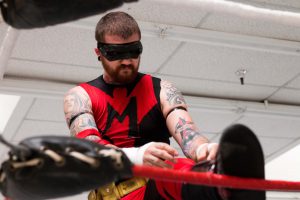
left=0, top=94, right=20, bottom=133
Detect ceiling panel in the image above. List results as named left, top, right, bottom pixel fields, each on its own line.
left=199, top=0, right=300, bottom=41
left=237, top=113, right=300, bottom=138
left=0, top=78, right=74, bottom=97
left=12, top=26, right=97, bottom=66
left=201, top=12, right=300, bottom=41
left=260, top=136, right=295, bottom=158
left=268, top=88, right=300, bottom=105
left=82, top=1, right=209, bottom=27
left=159, top=42, right=300, bottom=87
left=232, top=0, right=300, bottom=9
left=188, top=107, right=241, bottom=133
left=158, top=74, right=278, bottom=101
left=12, top=120, right=69, bottom=143
left=286, top=76, right=300, bottom=89
left=139, top=37, right=181, bottom=73
left=6, top=59, right=100, bottom=83
left=0, top=23, right=9, bottom=41
left=27, top=98, right=65, bottom=122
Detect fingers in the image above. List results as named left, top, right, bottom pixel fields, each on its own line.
left=196, top=143, right=219, bottom=162
left=143, top=142, right=179, bottom=168
left=196, top=143, right=209, bottom=162
left=145, top=154, right=173, bottom=168
left=154, top=142, right=179, bottom=157
left=207, top=143, right=218, bottom=161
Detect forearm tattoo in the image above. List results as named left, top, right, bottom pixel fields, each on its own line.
left=162, top=80, right=186, bottom=106
left=175, top=117, right=204, bottom=158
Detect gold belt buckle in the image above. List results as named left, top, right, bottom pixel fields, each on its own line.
left=99, top=183, right=121, bottom=200
left=88, top=183, right=119, bottom=200
left=116, top=177, right=148, bottom=197
left=88, top=177, right=148, bottom=200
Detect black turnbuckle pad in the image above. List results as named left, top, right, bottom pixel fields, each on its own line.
left=0, top=136, right=133, bottom=200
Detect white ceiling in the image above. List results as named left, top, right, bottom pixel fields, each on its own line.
left=0, top=0, right=300, bottom=199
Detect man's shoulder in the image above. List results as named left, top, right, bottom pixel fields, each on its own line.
left=140, top=73, right=161, bottom=82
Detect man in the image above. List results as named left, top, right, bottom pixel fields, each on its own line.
left=64, top=11, right=265, bottom=200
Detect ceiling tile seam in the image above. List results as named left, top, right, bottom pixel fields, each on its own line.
left=260, top=135, right=299, bottom=140
left=9, top=98, right=36, bottom=142
left=10, top=57, right=98, bottom=69
left=153, top=42, right=186, bottom=74
left=245, top=111, right=300, bottom=119
left=24, top=118, right=66, bottom=124
left=0, top=84, right=67, bottom=99
left=210, top=134, right=221, bottom=142
left=263, top=71, right=300, bottom=101
left=189, top=104, right=300, bottom=118
left=228, top=115, right=244, bottom=126
left=3, top=75, right=78, bottom=87
left=284, top=86, right=300, bottom=90
left=156, top=73, right=281, bottom=88
left=195, top=12, right=212, bottom=28
left=200, top=131, right=219, bottom=135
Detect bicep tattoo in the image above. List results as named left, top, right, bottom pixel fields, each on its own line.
left=161, top=80, right=186, bottom=106
left=64, top=88, right=91, bottom=127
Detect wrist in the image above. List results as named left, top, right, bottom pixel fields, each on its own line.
left=122, top=142, right=153, bottom=165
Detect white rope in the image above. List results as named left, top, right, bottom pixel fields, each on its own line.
left=43, top=149, right=64, bottom=164
left=152, top=0, right=300, bottom=27
left=69, top=151, right=99, bottom=167
left=11, top=158, right=42, bottom=169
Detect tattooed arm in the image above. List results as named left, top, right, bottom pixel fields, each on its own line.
left=160, top=80, right=218, bottom=161
left=64, top=86, right=114, bottom=146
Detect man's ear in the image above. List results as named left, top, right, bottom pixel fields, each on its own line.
left=94, top=48, right=100, bottom=56
left=94, top=48, right=102, bottom=61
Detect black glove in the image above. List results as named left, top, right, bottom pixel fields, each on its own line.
left=0, top=136, right=133, bottom=200
left=0, top=0, right=138, bottom=29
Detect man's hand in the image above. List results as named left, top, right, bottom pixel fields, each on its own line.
left=196, top=143, right=219, bottom=162
left=143, top=142, right=179, bottom=168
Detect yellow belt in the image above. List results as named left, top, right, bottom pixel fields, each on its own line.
left=88, top=177, right=148, bottom=200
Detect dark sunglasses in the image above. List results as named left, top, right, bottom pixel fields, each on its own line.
left=97, top=41, right=143, bottom=61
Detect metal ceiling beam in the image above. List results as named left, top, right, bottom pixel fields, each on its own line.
left=67, top=20, right=300, bottom=56
left=0, top=26, right=20, bottom=80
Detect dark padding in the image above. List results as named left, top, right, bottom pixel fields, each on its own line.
left=0, top=136, right=133, bottom=200
left=0, top=0, right=138, bottom=29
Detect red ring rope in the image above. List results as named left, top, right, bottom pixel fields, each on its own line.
left=133, top=165, right=300, bottom=192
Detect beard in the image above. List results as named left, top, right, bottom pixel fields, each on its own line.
left=102, top=60, right=140, bottom=84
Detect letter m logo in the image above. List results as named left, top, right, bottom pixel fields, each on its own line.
left=104, top=97, right=139, bottom=138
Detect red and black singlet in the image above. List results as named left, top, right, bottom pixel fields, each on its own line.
left=79, top=73, right=170, bottom=148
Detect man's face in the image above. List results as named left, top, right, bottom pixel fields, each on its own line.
left=99, top=33, right=141, bottom=84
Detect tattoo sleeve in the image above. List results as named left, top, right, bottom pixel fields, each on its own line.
left=161, top=80, right=186, bottom=106
left=69, top=113, right=98, bottom=137
left=174, top=117, right=208, bottom=159
left=64, top=87, right=98, bottom=138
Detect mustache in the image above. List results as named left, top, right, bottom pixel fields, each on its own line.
left=119, top=64, right=134, bottom=68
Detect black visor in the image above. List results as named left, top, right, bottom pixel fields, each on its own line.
left=97, top=41, right=143, bottom=61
